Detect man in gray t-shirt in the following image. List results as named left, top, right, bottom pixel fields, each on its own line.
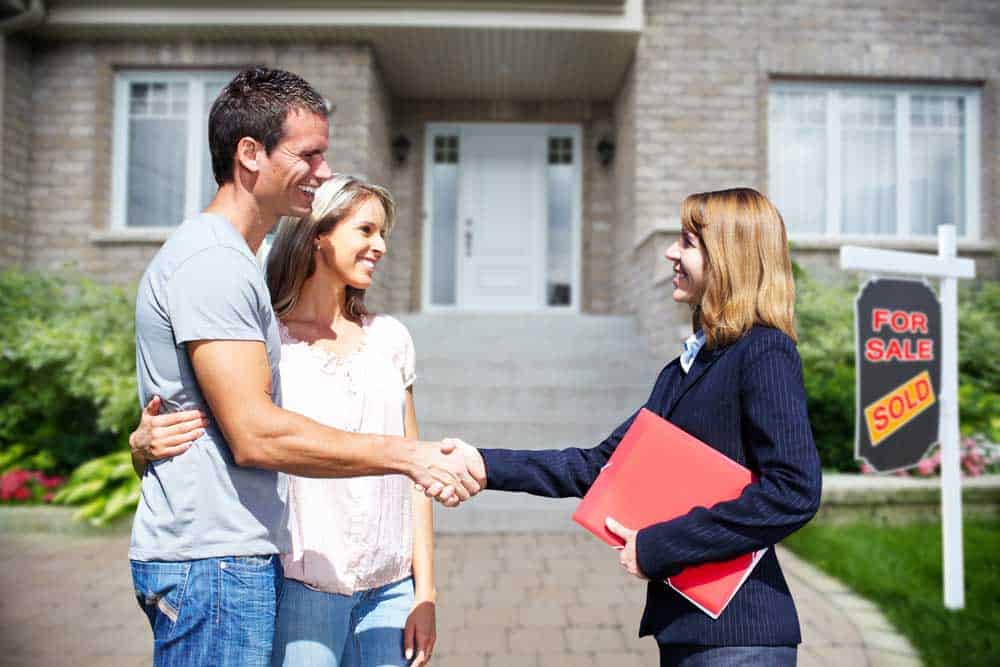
left=132, top=212, right=289, bottom=561
left=127, top=67, right=483, bottom=666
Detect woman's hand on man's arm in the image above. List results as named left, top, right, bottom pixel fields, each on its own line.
left=129, top=395, right=208, bottom=475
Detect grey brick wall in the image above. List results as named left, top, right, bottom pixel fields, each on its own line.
left=612, top=60, right=637, bottom=318
left=363, top=59, right=401, bottom=314
left=621, top=0, right=1000, bottom=358
left=1, top=36, right=32, bottom=270
left=388, top=99, right=616, bottom=314
left=21, top=40, right=382, bottom=284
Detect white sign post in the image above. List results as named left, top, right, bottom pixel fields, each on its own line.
left=840, top=225, right=975, bottom=610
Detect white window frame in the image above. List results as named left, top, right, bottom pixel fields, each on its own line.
left=110, top=70, right=235, bottom=230
left=769, top=81, right=981, bottom=241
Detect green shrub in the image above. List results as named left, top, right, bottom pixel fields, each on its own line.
left=0, top=269, right=139, bottom=475
left=795, top=272, right=1000, bottom=471
left=957, top=281, right=1000, bottom=442
left=795, top=274, right=859, bottom=471
left=51, top=450, right=139, bottom=526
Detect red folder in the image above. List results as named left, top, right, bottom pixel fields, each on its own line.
left=572, top=408, right=765, bottom=619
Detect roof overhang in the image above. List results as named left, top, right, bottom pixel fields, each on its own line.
left=34, top=0, right=642, bottom=100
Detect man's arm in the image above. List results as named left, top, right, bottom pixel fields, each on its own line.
left=188, top=339, right=481, bottom=498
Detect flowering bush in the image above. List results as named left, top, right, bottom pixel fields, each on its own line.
left=0, top=468, right=65, bottom=504
left=859, top=434, right=1000, bottom=478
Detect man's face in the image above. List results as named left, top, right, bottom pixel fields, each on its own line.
left=257, top=109, right=332, bottom=219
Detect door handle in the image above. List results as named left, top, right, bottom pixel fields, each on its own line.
left=464, top=219, right=473, bottom=257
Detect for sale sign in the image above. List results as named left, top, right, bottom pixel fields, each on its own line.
left=855, top=278, right=942, bottom=473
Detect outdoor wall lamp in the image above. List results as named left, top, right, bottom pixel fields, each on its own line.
left=596, top=137, right=615, bottom=167
left=392, top=134, right=412, bottom=165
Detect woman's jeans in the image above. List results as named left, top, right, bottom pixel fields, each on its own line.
left=272, top=576, right=414, bottom=667
left=131, top=554, right=283, bottom=667
left=659, top=644, right=797, bottom=666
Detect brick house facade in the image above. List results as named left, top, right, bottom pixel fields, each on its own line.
left=1, top=1, right=997, bottom=357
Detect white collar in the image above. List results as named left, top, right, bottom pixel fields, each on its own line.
left=680, top=330, right=706, bottom=374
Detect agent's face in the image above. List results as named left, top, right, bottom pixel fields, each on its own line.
left=664, top=230, right=706, bottom=305
left=257, top=109, right=333, bottom=219
left=315, top=197, right=387, bottom=290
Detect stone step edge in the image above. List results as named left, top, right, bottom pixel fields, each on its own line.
left=0, top=473, right=1000, bottom=535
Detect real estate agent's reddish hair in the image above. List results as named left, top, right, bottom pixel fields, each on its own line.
left=681, top=187, right=797, bottom=348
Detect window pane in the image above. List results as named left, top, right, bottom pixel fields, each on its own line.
left=911, top=96, right=965, bottom=235
left=127, top=118, right=187, bottom=227
left=546, top=147, right=573, bottom=306
left=768, top=91, right=826, bottom=234
left=430, top=150, right=459, bottom=305
left=841, top=94, right=896, bottom=235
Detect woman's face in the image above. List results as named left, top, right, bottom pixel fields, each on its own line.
left=664, top=230, right=706, bottom=305
left=315, top=196, right=387, bottom=290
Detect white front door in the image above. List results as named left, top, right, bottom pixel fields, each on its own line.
left=423, top=123, right=581, bottom=311
left=457, top=126, right=546, bottom=309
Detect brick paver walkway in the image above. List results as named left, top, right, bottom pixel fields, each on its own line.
left=0, top=532, right=919, bottom=666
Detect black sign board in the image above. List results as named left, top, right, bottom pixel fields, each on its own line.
left=855, top=278, right=942, bottom=473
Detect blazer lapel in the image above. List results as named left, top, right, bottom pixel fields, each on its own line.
left=654, top=359, right=683, bottom=416
left=664, top=344, right=730, bottom=418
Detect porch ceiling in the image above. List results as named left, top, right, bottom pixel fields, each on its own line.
left=37, top=1, right=641, bottom=100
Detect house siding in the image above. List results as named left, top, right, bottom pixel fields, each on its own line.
left=360, top=57, right=399, bottom=313
left=1, top=36, right=32, bottom=270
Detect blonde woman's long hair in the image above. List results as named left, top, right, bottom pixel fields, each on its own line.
left=266, top=174, right=396, bottom=323
left=681, top=187, right=797, bottom=348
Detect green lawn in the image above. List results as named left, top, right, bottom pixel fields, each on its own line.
left=783, top=518, right=1000, bottom=667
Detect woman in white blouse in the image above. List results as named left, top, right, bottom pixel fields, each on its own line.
left=264, top=174, right=435, bottom=667
left=132, top=175, right=436, bottom=667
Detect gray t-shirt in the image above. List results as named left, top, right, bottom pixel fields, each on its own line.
left=129, top=212, right=289, bottom=561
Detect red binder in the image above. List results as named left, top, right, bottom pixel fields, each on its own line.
left=572, top=408, right=765, bottom=619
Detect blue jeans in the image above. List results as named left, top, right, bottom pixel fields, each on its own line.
left=659, top=644, right=797, bottom=666
left=272, top=576, right=414, bottom=667
left=131, top=554, right=283, bottom=667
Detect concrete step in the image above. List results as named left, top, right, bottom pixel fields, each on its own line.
left=414, top=384, right=648, bottom=423
left=418, top=418, right=627, bottom=451
left=400, top=314, right=654, bottom=515
left=398, top=313, right=640, bottom=341
left=413, top=337, right=653, bottom=362
left=416, top=359, right=662, bottom=387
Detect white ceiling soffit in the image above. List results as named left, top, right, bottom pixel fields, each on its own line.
left=40, top=1, right=642, bottom=100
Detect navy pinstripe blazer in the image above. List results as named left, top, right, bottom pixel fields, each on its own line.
left=480, top=326, right=822, bottom=647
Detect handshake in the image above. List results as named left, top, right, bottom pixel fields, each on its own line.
left=409, top=438, right=486, bottom=507
left=129, top=397, right=487, bottom=505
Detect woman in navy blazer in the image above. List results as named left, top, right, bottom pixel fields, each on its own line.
left=475, top=188, right=822, bottom=666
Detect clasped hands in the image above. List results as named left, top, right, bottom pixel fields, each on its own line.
left=411, top=437, right=485, bottom=507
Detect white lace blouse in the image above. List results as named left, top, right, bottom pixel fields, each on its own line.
left=278, top=314, right=416, bottom=595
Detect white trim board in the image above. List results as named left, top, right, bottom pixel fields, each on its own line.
left=47, top=0, right=644, bottom=32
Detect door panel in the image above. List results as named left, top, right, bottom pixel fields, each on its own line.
left=458, top=126, right=546, bottom=309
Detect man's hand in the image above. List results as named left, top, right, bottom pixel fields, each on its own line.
left=415, top=439, right=486, bottom=507
left=605, top=517, right=648, bottom=580
left=408, top=438, right=483, bottom=506
left=130, top=396, right=208, bottom=465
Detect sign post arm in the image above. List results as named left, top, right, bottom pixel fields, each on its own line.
left=938, top=225, right=965, bottom=610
